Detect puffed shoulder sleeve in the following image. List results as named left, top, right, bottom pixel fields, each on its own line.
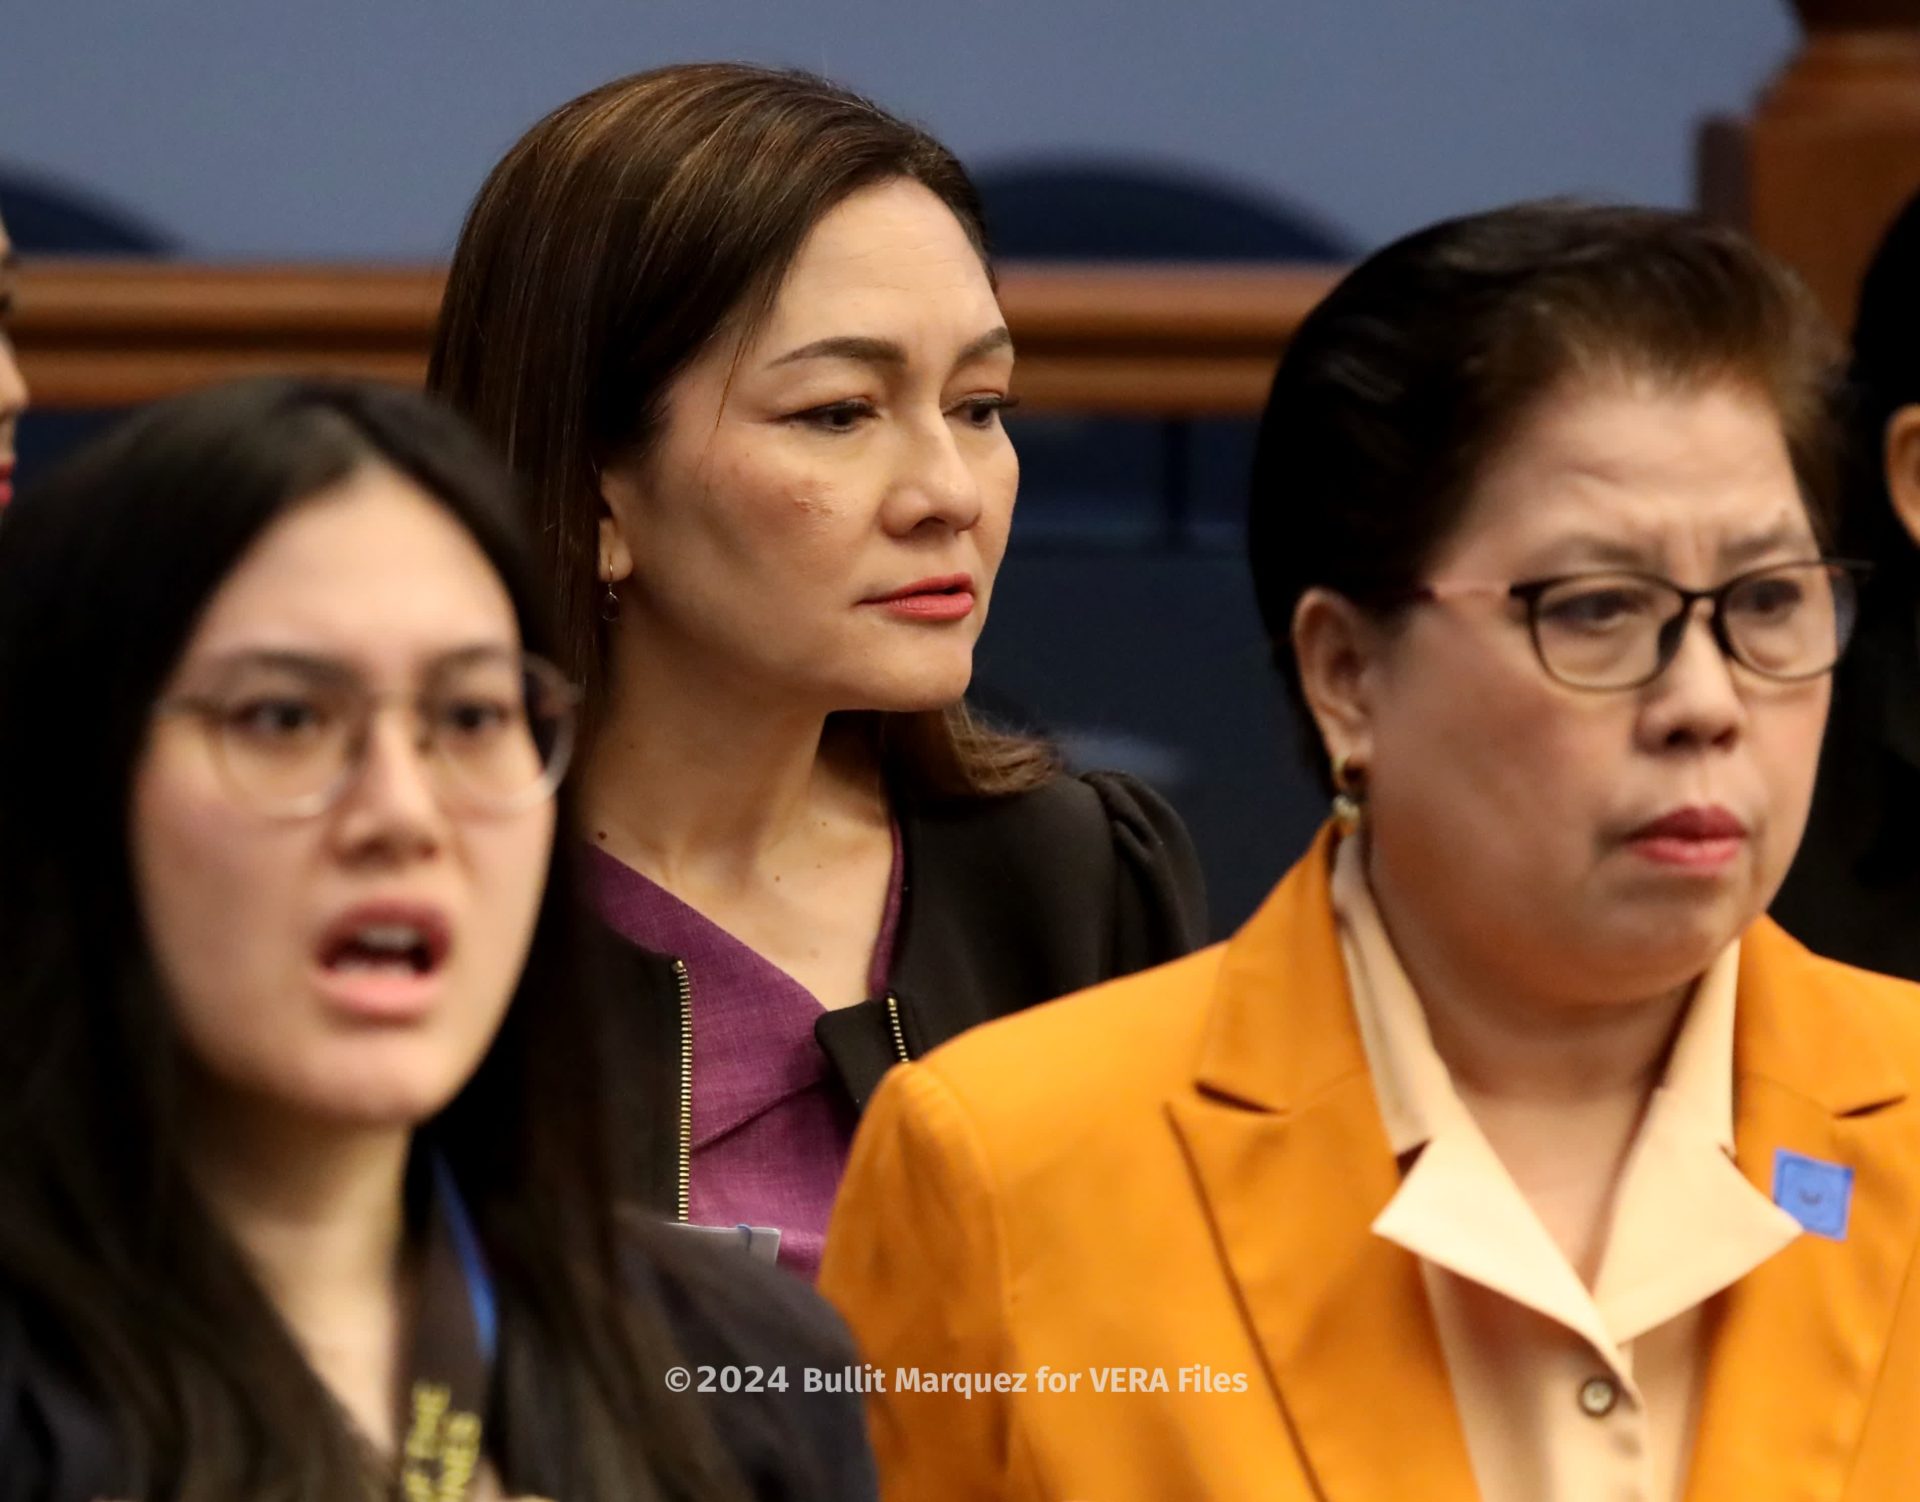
left=640, top=1241, right=879, bottom=1502
left=818, top=1062, right=1018, bottom=1502
left=1081, top=770, right=1209, bottom=970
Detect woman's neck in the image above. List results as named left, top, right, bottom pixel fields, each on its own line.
left=1364, top=843, right=1691, bottom=1107
left=1361, top=841, right=1700, bottom=1284
left=585, top=628, right=884, bottom=886
left=190, top=1095, right=414, bottom=1451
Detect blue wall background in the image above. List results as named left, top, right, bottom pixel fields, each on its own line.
left=0, top=0, right=1795, bottom=260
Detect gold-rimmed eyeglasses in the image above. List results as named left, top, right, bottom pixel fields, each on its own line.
left=155, top=647, right=580, bottom=819
left=1398, top=559, right=1871, bottom=692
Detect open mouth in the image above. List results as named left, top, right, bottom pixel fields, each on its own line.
left=320, top=922, right=445, bottom=976
left=316, top=908, right=452, bottom=982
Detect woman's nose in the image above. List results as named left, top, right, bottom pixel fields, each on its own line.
left=1641, top=606, right=1746, bottom=750
left=886, top=418, right=985, bottom=535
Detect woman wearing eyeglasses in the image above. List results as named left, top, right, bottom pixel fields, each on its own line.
left=0, top=379, right=873, bottom=1500
left=820, top=203, right=1920, bottom=1502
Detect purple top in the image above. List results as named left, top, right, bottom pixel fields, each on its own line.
left=585, top=828, right=905, bottom=1281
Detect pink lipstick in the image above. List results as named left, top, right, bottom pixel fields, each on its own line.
left=863, top=573, right=975, bottom=623
left=1626, top=806, right=1747, bottom=872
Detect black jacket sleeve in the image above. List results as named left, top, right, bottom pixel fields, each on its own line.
left=861, top=769, right=1211, bottom=1099
left=640, top=1229, right=879, bottom=1502
left=1080, top=769, right=1209, bottom=970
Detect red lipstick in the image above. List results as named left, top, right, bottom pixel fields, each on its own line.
left=1626, top=805, right=1747, bottom=872
left=0, top=462, right=13, bottom=510
left=863, top=573, right=976, bottom=623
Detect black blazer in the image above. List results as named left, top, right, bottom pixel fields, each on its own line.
left=1774, top=599, right=1920, bottom=980
left=0, top=1235, right=876, bottom=1501
left=599, top=769, right=1208, bottom=1213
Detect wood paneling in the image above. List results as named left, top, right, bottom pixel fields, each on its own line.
left=1701, top=3, right=1920, bottom=333
left=11, top=261, right=1342, bottom=417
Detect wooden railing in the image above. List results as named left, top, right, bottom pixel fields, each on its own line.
left=1700, top=0, right=1920, bottom=332
left=11, top=261, right=1343, bottom=418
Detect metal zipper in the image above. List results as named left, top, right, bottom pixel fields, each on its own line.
left=673, top=958, right=693, bottom=1223
left=884, top=991, right=911, bottom=1064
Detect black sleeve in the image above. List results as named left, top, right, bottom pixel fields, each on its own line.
left=0, top=1300, right=107, bottom=1502
left=1081, top=770, right=1209, bottom=969
left=641, top=1232, right=879, bottom=1502
left=0, top=1311, right=53, bottom=1502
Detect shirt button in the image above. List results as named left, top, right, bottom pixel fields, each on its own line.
left=1577, top=1376, right=1618, bottom=1418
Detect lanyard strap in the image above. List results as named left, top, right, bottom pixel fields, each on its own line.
left=395, top=1156, right=497, bottom=1502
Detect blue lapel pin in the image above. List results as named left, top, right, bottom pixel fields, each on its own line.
left=1772, top=1149, right=1853, bottom=1240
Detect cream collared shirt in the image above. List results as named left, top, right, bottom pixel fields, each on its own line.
left=1331, top=836, right=1802, bottom=1502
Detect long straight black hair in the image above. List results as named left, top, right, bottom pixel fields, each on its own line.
left=0, top=378, right=743, bottom=1500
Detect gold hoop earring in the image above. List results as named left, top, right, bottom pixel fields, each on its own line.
left=1330, top=753, right=1367, bottom=835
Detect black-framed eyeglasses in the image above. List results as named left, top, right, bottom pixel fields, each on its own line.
left=155, top=647, right=581, bottom=819
left=1402, top=560, right=1871, bottom=692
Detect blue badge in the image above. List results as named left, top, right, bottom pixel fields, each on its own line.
left=1772, top=1149, right=1853, bottom=1240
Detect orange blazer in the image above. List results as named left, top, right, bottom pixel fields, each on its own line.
left=819, top=828, right=1920, bottom=1501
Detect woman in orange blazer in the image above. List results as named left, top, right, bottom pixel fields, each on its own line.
left=820, top=202, right=1920, bottom=1502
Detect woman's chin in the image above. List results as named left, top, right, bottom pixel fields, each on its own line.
left=1566, top=911, right=1748, bottom=1002
left=830, top=643, right=977, bottom=710
left=839, top=682, right=973, bottom=716
left=279, top=1066, right=469, bottom=1134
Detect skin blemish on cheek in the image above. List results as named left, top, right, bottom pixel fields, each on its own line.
left=789, top=487, right=837, bottom=521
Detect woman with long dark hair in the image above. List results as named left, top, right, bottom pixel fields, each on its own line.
left=0, top=378, right=873, bottom=1500
left=429, top=64, right=1207, bottom=1278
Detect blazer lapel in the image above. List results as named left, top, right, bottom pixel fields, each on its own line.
left=1685, top=919, right=1920, bottom=1502
left=1167, top=829, right=1480, bottom=1502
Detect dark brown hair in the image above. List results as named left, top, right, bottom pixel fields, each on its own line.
left=1248, top=199, right=1846, bottom=780
left=1836, top=186, right=1920, bottom=609
left=0, top=379, right=744, bottom=1500
left=428, top=62, right=1054, bottom=800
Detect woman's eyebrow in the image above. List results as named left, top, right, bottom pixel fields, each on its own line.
left=1523, top=533, right=1657, bottom=573
left=766, top=325, right=1013, bottom=370
left=1720, top=522, right=1818, bottom=568
left=190, top=643, right=516, bottom=681
left=1522, top=520, right=1818, bottom=576
left=195, top=647, right=351, bottom=679
left=769, top=335, right=906, bottom=369
left=953, top=326, right=1014, bottom=364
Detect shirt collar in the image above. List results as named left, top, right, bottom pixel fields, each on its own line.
left=1332, top=833, right=1798, bottom=1363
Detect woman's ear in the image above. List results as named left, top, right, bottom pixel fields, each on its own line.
left=597, top=467, right=640, bottom=585
left=1883, top=403, right=1920, bottom=550
left=1291, top=587, right=1380, bottom=769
